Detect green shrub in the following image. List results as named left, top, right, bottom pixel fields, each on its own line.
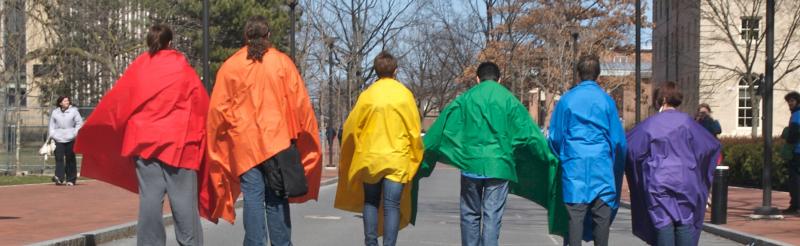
left=719, top=137, right=791, bottom=191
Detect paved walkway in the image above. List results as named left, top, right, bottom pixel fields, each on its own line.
left=0, top=168, right=338, bottom=246
left=620, top=182, right=800, bottom=245
left=3, top=163, right=799, bottom=246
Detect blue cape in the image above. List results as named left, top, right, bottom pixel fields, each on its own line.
left=548, top=81, right=627, bottom=240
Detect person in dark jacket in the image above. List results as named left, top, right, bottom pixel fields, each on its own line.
left=48, top=96, right=83, bottom=186
left=695, top=103, right=722, bottom=138
left=783, top=91, right=800, bottom=214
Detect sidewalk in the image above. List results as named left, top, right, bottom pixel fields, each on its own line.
left=0, top=167, right=339, bottom=246
left=620, top=183, right=800, bottom=246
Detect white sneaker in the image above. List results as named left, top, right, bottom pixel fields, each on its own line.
left=52, top=176, right=63, bottom=185
left=65, top=182, right=74, bottom=186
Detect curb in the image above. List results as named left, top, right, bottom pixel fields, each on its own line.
left=30, top=177, right=339, bottom=246
left=619, top=201, right=792, bottom=246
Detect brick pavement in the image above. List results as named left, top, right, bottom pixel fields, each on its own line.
left=620, top=181, right=800, bottom=245
left=0, top=167, right=338, bottom=246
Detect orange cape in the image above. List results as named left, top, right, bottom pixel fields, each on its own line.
left=206, top=48, right=322, bottom=223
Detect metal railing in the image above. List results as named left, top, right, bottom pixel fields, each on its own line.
left=0, top=106, right=93, bottom=174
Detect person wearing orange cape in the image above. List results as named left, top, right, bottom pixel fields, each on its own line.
left=206, top=16, right=322, bottom=246
left=74, top=24, right=211, bottom=246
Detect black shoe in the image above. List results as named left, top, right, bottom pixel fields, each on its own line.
left=781, top=208, right=799, bottom=214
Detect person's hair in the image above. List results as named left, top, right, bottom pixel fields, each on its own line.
left=146, top=24, right=173, bottom=56
left=653, top=81, right=683, bottom=108
left=55, top=96, right=71, bottom=107
left=577, top=54, right=601, bottom=81
left=244, top=16, right=272, bottom=62
left=373, top=51, right=398, bottom=78
left=476, top=62, right=501, bottom=82
left=785, top=91, right=800, bottom=103
left=698, top=103, right=712, bottom=113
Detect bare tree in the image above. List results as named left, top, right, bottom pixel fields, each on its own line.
left=473, top=0, right=637, bottom=127
left=702, top=0, right=800, bottom=137
left=400, top=1, right=480, bottom=118
left=306, top=0, right=419, bottom=126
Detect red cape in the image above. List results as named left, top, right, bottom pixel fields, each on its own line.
left=74, top=50, right=218, bottom=222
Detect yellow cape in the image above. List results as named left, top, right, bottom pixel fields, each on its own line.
left=334, top=78, right=423, bottom=234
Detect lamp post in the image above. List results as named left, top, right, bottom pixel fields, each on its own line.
left=752, top=0, right=781, bottom=219
left=286, top=0, right=298, bottom=61
left=325, top=37, right=336, bottom=167
left=635, top=0, right=642, bottom=123
left=567, top=25, right=579, bottom=84
left=202, top=0, right=211, bottom=92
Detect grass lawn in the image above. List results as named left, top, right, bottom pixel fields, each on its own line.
left=0, top=175, right=90, bottom=186
left=0, top=175, right=54, bottom=186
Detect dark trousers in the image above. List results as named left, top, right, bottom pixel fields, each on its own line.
left=788, top=156, right=800, bottom=209
left=565, top=198, right=611, bottom=246
left=54, top=141, right=77, bottom=183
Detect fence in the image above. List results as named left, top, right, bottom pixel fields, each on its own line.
left=0, top=100, right=347, bottom=175
left=0, top=106, right=94, bottom=175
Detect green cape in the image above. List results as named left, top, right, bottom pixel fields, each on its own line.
left=412, top=81, right=568, bottom=236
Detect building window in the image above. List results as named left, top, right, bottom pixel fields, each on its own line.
left=738, top=78, right=754, bottom=127
left=5, top=86, right=27, bottom=107
left=741, top=16, right=761, bottom=40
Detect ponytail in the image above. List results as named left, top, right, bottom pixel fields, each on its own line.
left=146, top=24, right=173, bottom=56
left=244, top=16, right=272, bottom=62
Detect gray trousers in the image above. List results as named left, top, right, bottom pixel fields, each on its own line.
left=135, top=158, right=203, bottom=246
left=565, top=198, right=611, bottom=246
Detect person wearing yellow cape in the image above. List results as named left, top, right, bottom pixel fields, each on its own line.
left=334, top=51, right=424, bottom=246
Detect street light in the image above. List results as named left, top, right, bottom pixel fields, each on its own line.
left=635, top=0, right=642, bottom=124
left=566, top=24, right=580, bottom=85
left=324, top=36, right=336, bottom=167
left=286, top=0, right=298, bottom=61
left=752, top=0, right=781, bottom=219
left=202, top=0, right=211, bottom=92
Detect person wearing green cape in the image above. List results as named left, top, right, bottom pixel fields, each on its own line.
left=418, top=62, right=565, bottom=246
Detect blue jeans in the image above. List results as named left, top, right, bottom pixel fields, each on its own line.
left=656, top=223, right=693, bottom=246
left=460, top=175, right=509, bottom=246
left=363, top=178, right=404, bottom=246
left=240, top=165, right=292, bottom=246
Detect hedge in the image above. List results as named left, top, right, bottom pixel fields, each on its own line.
left=719, top=137, right=792, bottom=191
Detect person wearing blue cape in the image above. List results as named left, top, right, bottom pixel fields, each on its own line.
left=548, top=54, right=626, bottom=246
left=625, top=81, right=721, bottom=246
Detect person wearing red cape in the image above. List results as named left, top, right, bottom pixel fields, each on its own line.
left=74, top=25, right=213, bottom=246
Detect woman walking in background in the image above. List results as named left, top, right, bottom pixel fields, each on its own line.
left=48, top=96, right=83, bottom=186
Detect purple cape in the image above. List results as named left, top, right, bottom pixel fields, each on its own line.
left=625, top=110, right=721, bottom=245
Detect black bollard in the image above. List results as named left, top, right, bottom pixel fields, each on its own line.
left=711, top=166, right=729, bottom=224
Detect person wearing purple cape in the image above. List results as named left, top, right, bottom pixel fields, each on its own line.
left=625, top=81, right=721, bottom=246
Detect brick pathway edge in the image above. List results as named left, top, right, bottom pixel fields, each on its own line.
left=29, top=177, right=339, bottom=246
left=619, top=202, right=792, bottom=246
